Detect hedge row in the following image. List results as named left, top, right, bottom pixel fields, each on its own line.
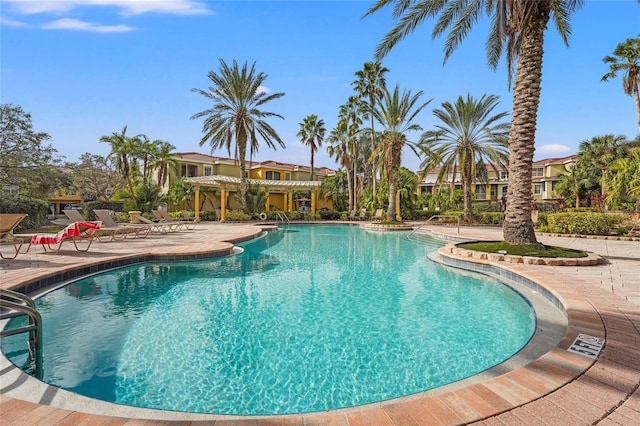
left=543, top=212, right=624, bottom=235
left=0, top=195, right=50, bottom=232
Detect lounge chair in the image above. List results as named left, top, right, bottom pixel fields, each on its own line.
left=153, top=210, right=195, bottom=231
left=181, top=210, right=199, bottom=228
left=137, top=215, right=177, bottom=233
left=358, top=208, right=368, bottom=221
left=0, top=213, right=29, bottom=259
left=91, top=210, right=151, bottom=238
left=372, top=209, right=384, bottom=221
left=29, top=221, right=102, bottom=254
left=64, top=209, right=136, bottom=241
left=347, top=210, right=357, bottom=221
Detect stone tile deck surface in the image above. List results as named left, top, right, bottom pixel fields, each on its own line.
left=1, top=222, right=638, bottom=425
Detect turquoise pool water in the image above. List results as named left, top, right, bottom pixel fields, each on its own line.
left=2, top=225, right=535, bottom=415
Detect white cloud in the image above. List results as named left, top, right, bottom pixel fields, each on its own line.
left=0, top=16, right=31, bottom=27
left=536, top=144, right=572, bottom=155
left=4, top=0, right=211, bottom=16
left=42, top=18, right=136, bottom=32
left=257, top=86, right=271, bottom=94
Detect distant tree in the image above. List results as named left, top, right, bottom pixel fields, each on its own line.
left=0, top=103, right=62, bottom=195
left=320, top=171, right=349, bottom=212
left=337, top=96, right=366, bottom=208
left=418, top=94, right=510, bottom=220
left=168, top=178, right=219, bottom=211
left=326, top=120, right=354, bottom=211
left=297, top=114, right=326, bottom=181
left=353, top=61, right=389, bottom=194
left=100, top=126, right=142, bottom=209
left=578, top=134, right=630, bottom=202
left=605, top=148, right=640, bottom=210
left=369, top=84, right=432, bottom=221
left=554, top=163, right=592, bottom=208
left=191, top=59, right=285, bottom=213
left=602, top=35, right=640, bottom=132
left=68, top=153, right=125, bottom=201
left=150, top=141, right=179, bottom=186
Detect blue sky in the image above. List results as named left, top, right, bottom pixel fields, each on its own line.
left=2, top=0, right=639, bottom=173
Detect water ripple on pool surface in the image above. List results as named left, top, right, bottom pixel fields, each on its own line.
left=3, top=225, right=535, bottom=415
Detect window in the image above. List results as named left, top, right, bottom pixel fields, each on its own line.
left=499, top=171, right=508, bottom=180
left=180, top=164, right=197, bottom=177
left=204, top=166, right=212, bottom=176
left=532, top=167, right=544, bottom=177
left=475, top=185, right=486, bottom=200
left=266, top=171, right=281, bottom=180
left=533, top=184, right=542, bottom=195
left=285, top=172, right=291, bottom=181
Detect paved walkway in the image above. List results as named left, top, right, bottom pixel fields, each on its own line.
left=1, top=222, right=638, bottom=425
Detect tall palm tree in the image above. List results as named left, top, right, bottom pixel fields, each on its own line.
left=604, top=148, right=640, bottom=209
left=602, top=35, right=640, bottom=132
left=338, top=96, right=366, bottom=207
left=327, top=120, right=354, bottom=211
left=150, top=141, right=179, bottom=186
left=366, top=0, right=584, bottom=244
left=370, top=84, right=432, bottom=221
left=353, top=61, right=389, bottom=194
left=190, top=59, right=285, bottom=213
left=297, top=114, right=326, bottom=181
left=418, top=94, right=510, bottom=220
left=100, top=125, right=141, bottom=209
left=554, top=162, right=591, bottom=208
left=578, top=134, right=630, bottom=203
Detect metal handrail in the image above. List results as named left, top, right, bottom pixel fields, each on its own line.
left=0, top=289, right=43, bottom=377
left=276, top=212, right=290, bottom=225
left=407, top=214, right=460, bottom=238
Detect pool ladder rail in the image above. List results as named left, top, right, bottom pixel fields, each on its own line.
left=0, top=288, right=43, bottom=378
left=276, top=212, right=290, bottom=226
left=407, top=214, right=460, bottom=240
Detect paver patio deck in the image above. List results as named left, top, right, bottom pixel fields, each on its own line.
left=1, top=222, right=638, bottom=425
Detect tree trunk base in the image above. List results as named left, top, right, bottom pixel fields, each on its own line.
left=503, top=219, right=538, bottom=244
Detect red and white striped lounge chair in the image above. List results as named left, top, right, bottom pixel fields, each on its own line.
left=29, top=221, right=102, bottom=254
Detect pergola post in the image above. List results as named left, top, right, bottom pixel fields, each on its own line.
left=221, top=187, right=228, bottom=221
left=288, top=192, right=293, bottom=212
left=311, top=190, right=317, bottom=215
left=265, top=189, right=270, bottom=212
left=194, top=185, right=201, bottom=222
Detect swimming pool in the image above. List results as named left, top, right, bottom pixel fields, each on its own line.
left=2, top=225, right=535, bottom=415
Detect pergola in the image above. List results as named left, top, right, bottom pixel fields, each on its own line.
left=184, top=175, right=322, bottom=221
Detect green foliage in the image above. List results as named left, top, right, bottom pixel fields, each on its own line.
left=0, top=104, right=63, bottom=195
left=199, top=210, right=218, bottom=221
left=0, top=195, right=50, bottom=232
left=457, top=241, right=587, bottom=258
left=83, top=201, right=125, bottom=220
left=236, top=183, right=266, bottom=214
left=318, top=209, right=341, bottom=220
left=472, top=212, right=505, bottom=224
left=132, top=179, right=165, bottom=213
left=547, top=212, right=624, bottom=235
left=225, top=211, right=252, bottom=221
left=113, top=212, right=130, bottom=223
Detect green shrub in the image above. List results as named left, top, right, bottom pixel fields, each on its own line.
left=0, top=195, right=50, bottom=232
left=615, top=227, right=629, bottom=236
left=318, top=209, right=341, bottom=220
left=547, top=212, right=624, bottom=235
left=225, top=211, right=251, bottom=221
left=199, top=210, right=218, bottom=221
left=473, top=212, right=505, bottom=225
left=113, top=212, right=130, bottom=223
left=537, top=213, right=549, bottom=227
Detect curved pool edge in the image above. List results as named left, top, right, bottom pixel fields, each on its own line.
left=0, top=223, right=619, bottom=424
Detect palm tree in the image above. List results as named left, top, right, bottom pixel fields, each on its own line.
left=338, top=96, right=366, bottom=208
left=100, top=125, right=141, bottom=209
left=327, top=120, right=354, bottom=211
left=365, top=0, right=584, bottom=244
left=353, top=61, right=389, bottom=194
left=150, top=141, right=179, bottom=186
left=418, top=94, right=510, bottom=220
left=190, top=59, right=285, bottom=213
left=554, top=163, right=591, bottom=208
left=578, top=134, right=629, bottom=203
left=297, top=114, right=326, bottom=181
left=605, top=148, right=640, bottom=210
left=370, top=84, right=432, bottom=221
left=602, top=35, right=640, bottom=132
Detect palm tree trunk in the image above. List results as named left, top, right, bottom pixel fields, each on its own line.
left=463, top=162, right=472, bottom=220
left=346, top=165, right=353, bottom=211
left=634, top=87, right=640, bottom=133
left=310, top=148, right=315, bottom=181
left=387, top=145, right=401, bottom=221
left=239, top=142, right=248, bottom=213
left=503, top=7, right=549, bottom=244
left=371, top=115, right=376, bottom=196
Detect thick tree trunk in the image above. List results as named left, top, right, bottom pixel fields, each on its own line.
left=239, top=144, right=248, bottom=213
left=503, top=6, right=549, bottom=244
left=387, top=145, right=401, bottom=221
left=634, top=87, right=640, bottom=133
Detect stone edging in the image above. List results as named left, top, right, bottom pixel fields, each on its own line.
left=443, top=243, right=603, bottom=266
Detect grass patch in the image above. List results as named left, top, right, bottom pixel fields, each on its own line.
left=457, top=241, right=587, bottom=258
left=377, top=221, right=405, bottom=225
